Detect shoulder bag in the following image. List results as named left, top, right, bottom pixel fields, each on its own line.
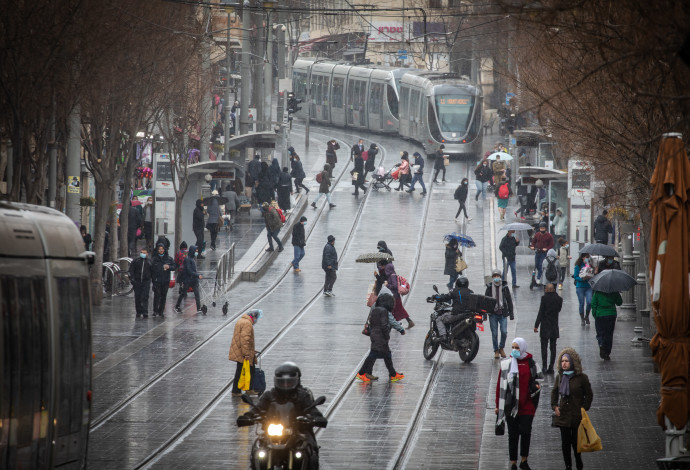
left=456, top=255, right=468, bottom=273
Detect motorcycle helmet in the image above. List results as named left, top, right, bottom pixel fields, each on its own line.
left=274, top=362, right=301, bottom=391
left=455, top=276, right=469, bottom=288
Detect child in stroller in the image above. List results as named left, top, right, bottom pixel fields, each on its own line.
left=371, top=165, right=396, bottom=191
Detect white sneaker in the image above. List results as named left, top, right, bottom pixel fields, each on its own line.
left=467, top=217, right=472, bottom=222
left=324, top=291, right=332, bottom=297
left=330, top=291, right=336, bottom=296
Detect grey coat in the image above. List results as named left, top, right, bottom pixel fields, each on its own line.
left=206, top=197, right=221, bottom=222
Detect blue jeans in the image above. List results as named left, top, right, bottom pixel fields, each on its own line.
left=409, top=173, right=427, bottom=193
left=489, top=313, right=508, bottom=352
left=447, top=273, right=459, bottom=290
left=534, top=251, right=547, bottom=280
left=267, top=229, right=282, bottom=250
left=475, top=180, right=488, bottom=199
left=576, top=286, right=592, bottom=317
left=292, top=245, right=305, bottom=269
left=313, top=191, right=333, bottom=205
left=503, top=259, right=517, bottom=286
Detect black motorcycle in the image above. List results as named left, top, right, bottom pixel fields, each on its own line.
left=237, top=394, right=326, bottom=470
left=422, top=285, right=486, bottom=363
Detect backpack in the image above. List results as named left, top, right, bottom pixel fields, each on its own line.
left=454, top=186, right=462, bottom=200
left=362, top=150, right=369, bottom=161
left=498, top=183, right=509, bottom=199
left=398, top=275, right=410, bottom=295
left=275, top=207, right=286, bottom=224
left=316, top=172, right=323, bottom=184
left=545, top=258, right=558, bottom=282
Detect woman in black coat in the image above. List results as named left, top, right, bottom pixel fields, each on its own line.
left=444, top=238, right=463, bottom=289
left=326, top=140, right=339, bottom=177
left=277, top=167, right=293, bottom=211
left=454, top=178, right=471, bottom=222
left=364, top=143, right=379, bottom=178
left=290, top=154, right=309, bottom=193
left=256, top=162, right=275, bottom=205
left=356, top=294, right=405, bottom=383
left=551, top=348, right=593, bottom=470
left=352, top=153, right=367, bottom=196
left=269, top=158, right=282, bottom=190
left=533, top=283, right=564, bottom=373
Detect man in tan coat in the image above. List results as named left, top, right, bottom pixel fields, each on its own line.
left=229, top=309, right=262, bottom=395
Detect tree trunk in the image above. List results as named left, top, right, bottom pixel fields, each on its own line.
left=90, top=183, right=114, bottom=305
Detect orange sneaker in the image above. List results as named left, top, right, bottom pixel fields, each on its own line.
left=356, top=373, right=371, bottom=382
left=390, top=373, right=405, bottom=382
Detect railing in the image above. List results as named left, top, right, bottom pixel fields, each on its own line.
left=102, top=257, right=133, bottom=297
left=214, top=243, right=236, bottom=298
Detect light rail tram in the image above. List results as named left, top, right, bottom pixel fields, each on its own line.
left=0, top=202, right=93, bottom=469
left=292, top=58, right=484, bottom=158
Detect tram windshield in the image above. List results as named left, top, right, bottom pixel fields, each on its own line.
left=434, top=94, right=475, bottom=133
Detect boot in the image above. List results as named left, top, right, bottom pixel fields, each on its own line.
left=406, top=318, right=415, bottom=329
left=580, top=313, right=585, bottom=326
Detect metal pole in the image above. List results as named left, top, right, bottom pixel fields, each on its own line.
left=305, top=71, right=311, bottom=152
left=224, top=11, right=232, bottom=159
left=620, top=233, right=636, bottom=321
left=240, top=7, right=251, bottom=137
left=200, top=4, right=212, bottom=162
left=48, top=96, right=57, bottom=208
left=264, top=22, right=273, bottom=136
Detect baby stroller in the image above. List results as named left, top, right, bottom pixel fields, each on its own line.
left=371, top=165, right=395, bottom=191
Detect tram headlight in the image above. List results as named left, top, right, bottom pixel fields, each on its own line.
left=267, top=423, right=284, bottom=436
left=258, top=450, right=266, bottom=459
left=295, top=451, right=302, bottom=459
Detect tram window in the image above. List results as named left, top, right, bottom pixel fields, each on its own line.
left=293, top=71, right=307, bottom=99
left=0, top=276, right=50, bottom=467
left=400, top=87, right=410, bottom=117
left=387, top=84, right=399, bottom=118
left=332, top=78, right=344, bottom=108
left=56, top=277, right=87, bottom=437
left=410, top=91, right=420, bottom=119
left=369, top=83, right=382, bottom=115
left=434, top=94, right=474, bottom=133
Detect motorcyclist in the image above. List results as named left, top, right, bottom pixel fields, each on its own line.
left=428, top=276, right=474, bottom=343
left=238, top=362, right=327, bottom=469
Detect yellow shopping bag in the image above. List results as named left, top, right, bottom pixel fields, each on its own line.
left=577, top=408, right=603, bottom=452
left=237, top=359, right=251, bottom=391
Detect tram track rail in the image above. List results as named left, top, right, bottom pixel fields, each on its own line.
left=90, top=131, right=359, bottom=432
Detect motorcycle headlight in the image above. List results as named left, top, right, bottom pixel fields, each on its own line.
left=267, top=423, right=284, bottom=436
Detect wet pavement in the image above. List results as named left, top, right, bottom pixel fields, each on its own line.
left=89, top=124, right=664, bottom=469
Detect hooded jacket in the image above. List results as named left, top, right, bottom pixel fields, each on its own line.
left=262, top=205, right=282, bottom=232
left=369, top=294, right=395, bottom=353
left=326, top=140, right=340, bottom=165
left=228, top=313, right=256, bottom=364
left=292, top=222, right=306, bottom=247
left=248, top=156, right=262, bottom=181
left=454, top=182, right=469, bottom=203
left=319, top=165, right=332, bottom=193
left=365, top=144, right=378, bottom=171
left=377, top=240, right=392, bottom=255
left=534, top=291, right=563, bottom=338
left=193, top=200, right=205, bottom=232
left=290, top=157, right=306, bottom=179
left=444, top=243, right=461, bottom=275
left=322, top=241, right=338, bottom=270
left=206, top=196, right=221, bottom=222
left=384, top=264, right=400, bottom=295
left=550, top=348, right=593, bottom=428
left=269, top=158, right=282, bottom=188
left=593, top=214, right=612, bottom=242
left=542, top=248, right=561, bottom=282
left=180, top=246, right=200, bottom=286
left=151, top=243, right=176, bottom=284
left=552, top=207, right=567, bottom=235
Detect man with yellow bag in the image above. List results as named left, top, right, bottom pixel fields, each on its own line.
left=229, top=309, right=262, bottom=396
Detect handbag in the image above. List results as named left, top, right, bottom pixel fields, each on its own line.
left=495, top=417, right=505, bottom=435
left=456, top=255, right=468, bottom=273
left=443, top=156, right=450, bottom=166
left=577, top=408, right=602, bottom=452
left=351, top=171, right=359, bottom=180
left=237, top=359, right=251, bottom=391
left=362, top=310, right=372, bottom=336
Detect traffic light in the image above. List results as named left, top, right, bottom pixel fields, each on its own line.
left=287, top=92, right=303, bottom=114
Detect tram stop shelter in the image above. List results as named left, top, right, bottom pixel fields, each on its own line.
left=177, top=132, right=278, bottom=246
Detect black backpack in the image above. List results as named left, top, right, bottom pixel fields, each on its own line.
left=545, top=258, right=558, bottom=282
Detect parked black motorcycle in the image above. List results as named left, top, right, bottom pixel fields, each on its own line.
left=237, top=394, right=326, bottom=470
left=422, top=285, right=486, bottom=363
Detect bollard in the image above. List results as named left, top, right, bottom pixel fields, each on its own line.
left=619, top=234, right=636, bottom=320
left=636, top=272, right=647, bottom=327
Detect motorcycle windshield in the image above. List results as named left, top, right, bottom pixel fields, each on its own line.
left=264, top=401, right=298, bottom=428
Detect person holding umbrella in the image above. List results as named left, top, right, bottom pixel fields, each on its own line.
left=589, top=268, right=636, bottom=360
left=444, top=238, right=464, bottom=290
left=573, top=252, right=594, bottom=325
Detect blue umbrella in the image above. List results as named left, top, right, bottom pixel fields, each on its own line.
left=444, top=233, right=476, bottom=248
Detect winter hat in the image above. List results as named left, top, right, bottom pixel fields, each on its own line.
left=327, top=235, right=335, bottom=243
left=180, top=241, right=188, bottom=250
left=413, top=152, right=422, bottom=157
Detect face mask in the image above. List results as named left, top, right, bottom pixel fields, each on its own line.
left=140, top=253, right=147, bottom=259
left=493, top=277, right=501, bottom=285
left=463, top=181, right=468, bottom=185
left=159, top=252, right=164, bottom=257
left=511, top=349, right=521, bottom=359
left=564, top=244, right=569, bottom=249
left=509, top=233, right=514, bottom=238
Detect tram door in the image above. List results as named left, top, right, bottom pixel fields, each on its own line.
left=368, top=82, right=384, bottom=131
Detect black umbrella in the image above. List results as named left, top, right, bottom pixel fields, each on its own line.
left=500, top=222, right=533, bottom=231
left=579, top=243, right=620, bottom=257
left=589, top=269, right=636, bottom=293
left=356, top=252, right=394, bottom=263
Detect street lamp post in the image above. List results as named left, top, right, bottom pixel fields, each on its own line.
left=223, top=6, right=235, bottom=160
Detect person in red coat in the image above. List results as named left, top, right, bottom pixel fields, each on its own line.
left=529, top=222, right=555, bottom=285
left=495, top=337, right=541, bottom=470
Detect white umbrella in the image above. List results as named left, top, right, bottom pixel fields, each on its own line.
left=487, top=151, right=513, bottom=161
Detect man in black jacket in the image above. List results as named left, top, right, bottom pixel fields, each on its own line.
left=129, top=247, right=152, bottom=318
left=322, top=235, right=338, bottom=296
left=192, top=199, right=206, bottom=259
left=127, top=207, right=142, bottom=256
left=499, top=230, right=520, bottom=287
left=593, top=209, right=612, bottom=244
left=151, top=242, right=176, bottom=317
left=474, top=158, right=493, bottom=200
left=432, top=146, right=447, bottom=183
left=485, top=269, right=514, bottom=359
left=291, top=216, right=307, bottom=272
left=533, top=283, right=563, bottom=373
left=175, top=245, right=203, bottom=314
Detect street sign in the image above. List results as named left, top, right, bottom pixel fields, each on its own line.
left=398, top=49, right=408, bottom=60
left=505, top=92, right=516, bottom=105
left=153, top=153, right=176, bottom=241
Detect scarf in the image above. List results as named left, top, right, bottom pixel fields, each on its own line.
left=493, top=283, right=502, bottom=313
left=559, top=353, right=574, bottom=396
